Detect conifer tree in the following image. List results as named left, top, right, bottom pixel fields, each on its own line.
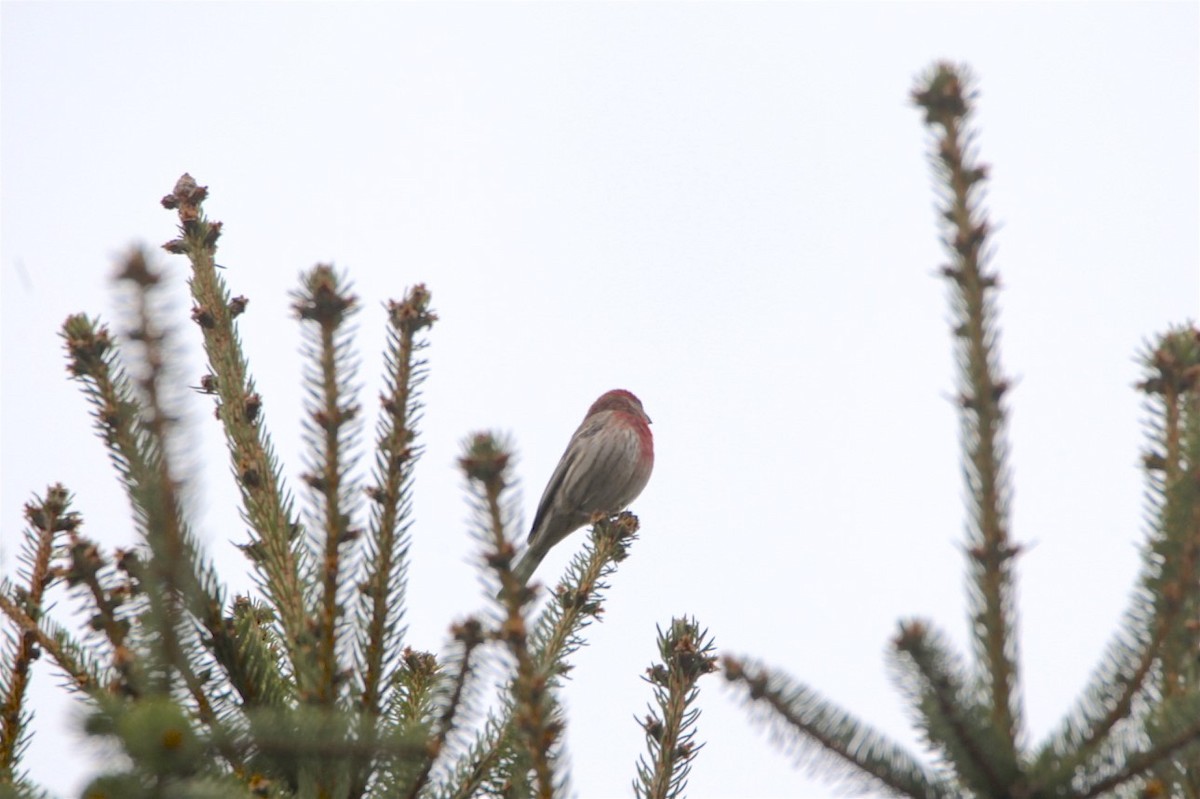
left=722, top=62, right=1200, bottom=799
left=2, top=62, right=1196, bottom=799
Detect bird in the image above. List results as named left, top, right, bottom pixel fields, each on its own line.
left=510, top=389, right=654, bottom=588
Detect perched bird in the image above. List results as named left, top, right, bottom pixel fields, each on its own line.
left=511, top=389, right=654, bottom=587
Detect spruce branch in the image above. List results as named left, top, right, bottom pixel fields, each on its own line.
left=890, top=620, right=1017, bottom=795
left=352, top=284, right=437, bottom=799
left=0, top=486, right=77, bottom=782
left=433, top=433, right=528, bottom=799
left=217, top=704, right=429, bottom=772
left=1142, top=329, right=1200, bottom=701
left=294, top=264, right=362, bottom=706
left=81, top=695, right=210, bottom=787
left=1072, top=689, right=1200, bottom=799
left=401, top=624, right=482, bottom=799
left=633, top=617, right=717, bottom=799
left=162, top=174, right=313, bottom=689
left=438, top=512, right=640, bottom=799
left=0, top=590, right=110, bottom=699
left=224, top=596, right=292, bottom=709
left=1130, top=328, right=1200, bottom=798
left=913, top=61, right=1022, bottom=758
left=107, top=248, right=198, bottom=698
left=62, top=256, right=275, bottom=757
left=59, top=312, right=161, bottom=696
left=460, top=433, right=559, bottom=799
left=59, top=532, right=144, bottom=696
left=73, top=699, right=425, bottom=798
left=357, top=285, right=435, bottom=717
left=367, top=646, right=441, bottom=797
left=388, top=647, right=441, bottom=733
left=527, top=513, right=640, bottom=669
left=723, top=656, right=953, bottom=799
left=440, top=715, right=521, bottom=799
left=1032, top=328, right=1200, bottom=789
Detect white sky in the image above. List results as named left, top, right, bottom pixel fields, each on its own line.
left=2, top=2, right=1198, bottom=798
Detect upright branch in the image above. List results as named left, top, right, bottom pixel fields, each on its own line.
left=1140, top=329, right=1200, bottom=700
left=890, top=620, right=1016, bottom=794
left=441, top=513, right=640, bottom=799
left=913, top=63, right=1021, bottom=757
left=357, top=285, right=436, bottom=717
left=350, top=284, right=436, bottom=799
left=63, top=251, right=270, bottom=775
left=375, top=646, right=440, bottom=794
left=1029, top=328, right=1200, bottom=793
left=0, top=486, right=78, bottom=783
left=107, top=249, right=194, bottom=696
left=59, top=299, right=203, bottom=703
left=59, top=526, right=144, bottom=696
left=401, top=624, right=481, bottom=799
left=59, top=268, right=285, bottom=765
left=460, top=433, right=560, bottom=799
left=58, top=314, right=156, bottom=694
left=162, top=174, right=312, bottom=692
left=634, top=618, right=717, bottom=799
left=294, top=265, right=361, bottom=705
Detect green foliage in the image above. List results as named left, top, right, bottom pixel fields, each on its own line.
left=0, top=176, right=696, bottom=799
left=722, top=61, right=1200, bottom=799
left=634, top=618, right=718, bottom=799
left=2, top=61, right=1196, bottom=799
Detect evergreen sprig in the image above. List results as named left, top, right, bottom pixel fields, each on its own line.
left=719, top=60, right=1200, bottom=799
left=918, top=63, right=1023, bottom=757
left=889, top=620, right=1015, bottom=795
left=294, top=263, right=363, bottom=707
left=58, top=254, right=273, bottom=771
left=723, top=655, right=952, bottom=798
left=1031, top=327, right=1200, bottom=796
left=634, top=617, right=717, bottom=799
left=1, top=173, right=663, bottom=799
left=352, top=283, right=436, bottom=799
left=357, top=284, right=435, bottom=717
left=164, top=175, right=313, bottom=684
left=0, top=487, right=77, bottom=788
left=461, top=432, right=559, bottom=799
left=436, top=513, right=641, bottom=799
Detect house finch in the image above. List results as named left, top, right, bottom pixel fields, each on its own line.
left=511, top=389, right=654, bottom=587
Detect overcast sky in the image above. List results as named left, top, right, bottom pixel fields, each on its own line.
left=2, top=2, right=1198, bottom=797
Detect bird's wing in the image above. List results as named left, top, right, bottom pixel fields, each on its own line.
left=527, top=411, right=613, bottom=543
left=561, top=423, right=642, bottom=511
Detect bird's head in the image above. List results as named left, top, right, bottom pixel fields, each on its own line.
left=588, top=389, right=651, bottom=424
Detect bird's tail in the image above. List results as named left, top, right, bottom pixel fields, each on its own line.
left=495, top=544, right=547, bottom=601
